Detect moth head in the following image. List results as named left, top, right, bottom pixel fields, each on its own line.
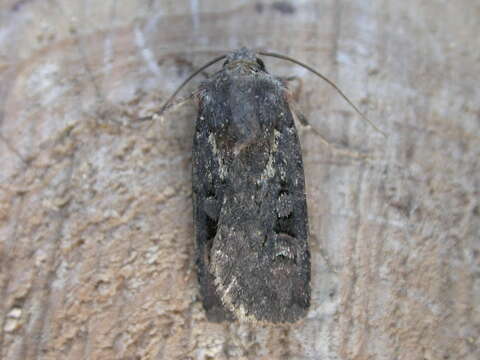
left=160, top=48, right=385, bottom=136
left=223, top=47, right=267, bottom=73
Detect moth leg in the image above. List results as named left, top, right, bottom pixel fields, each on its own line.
left=289, top=102, right=371, bottom=160
left=279, top=75, right=303, bottom=102
left=283, top=78, right=378, bottom=155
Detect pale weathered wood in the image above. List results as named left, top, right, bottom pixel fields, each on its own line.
left=1, top=1, right=479, bottom=359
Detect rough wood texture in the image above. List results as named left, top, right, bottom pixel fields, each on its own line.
left=1, top=1, right=478, bottom=359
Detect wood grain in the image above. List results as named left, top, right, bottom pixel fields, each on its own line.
left=1, top=1, right=479, bottom=359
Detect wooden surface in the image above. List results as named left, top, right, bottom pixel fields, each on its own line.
left=1, top=1, right=479, bottom=359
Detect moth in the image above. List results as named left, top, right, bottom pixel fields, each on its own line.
left=160, top=47, right=383, bottom=323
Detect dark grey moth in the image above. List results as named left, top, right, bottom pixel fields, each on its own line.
left=160, top=47, right=384, bottom=323
left=193, top=48, right=310, bottom=323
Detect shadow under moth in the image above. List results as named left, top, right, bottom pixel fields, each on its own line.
left=159, top=47, right=384, bottom=323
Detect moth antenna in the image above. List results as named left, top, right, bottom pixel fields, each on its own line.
left=159, top=54, right=227, bottom=115
left=259, top=51, right=387, bottom=137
